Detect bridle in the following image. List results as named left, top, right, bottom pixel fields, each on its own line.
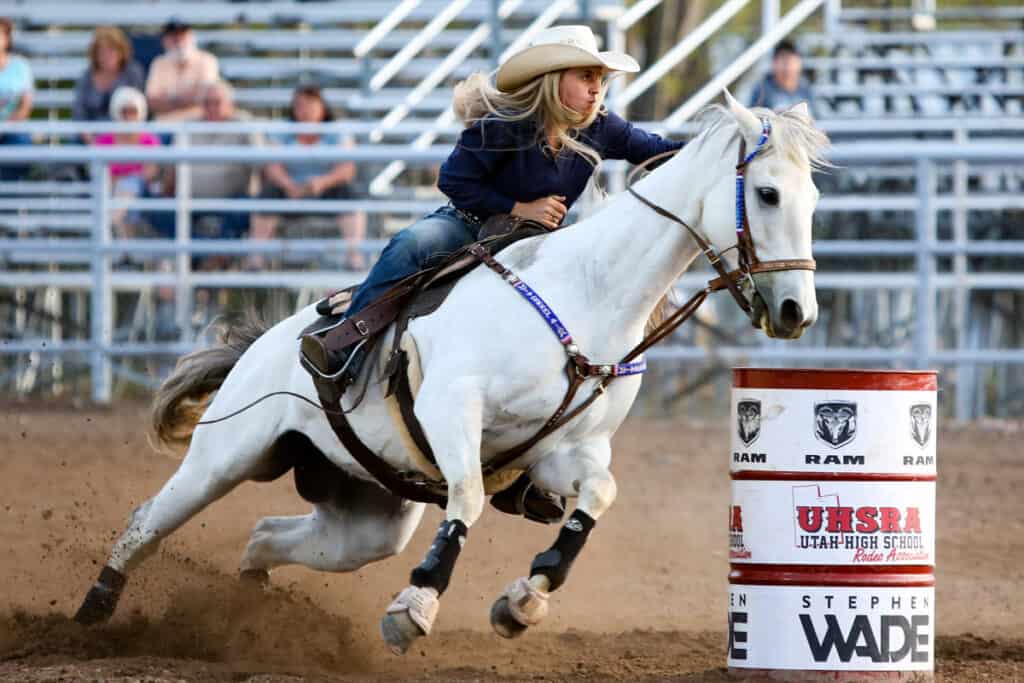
left=626, top=117, right=816, bottom=321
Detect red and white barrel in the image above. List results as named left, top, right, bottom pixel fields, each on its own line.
left=727, top=368, right=937, bottom=680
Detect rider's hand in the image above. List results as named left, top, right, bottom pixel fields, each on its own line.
left=511, top=195, right=567, bottom=229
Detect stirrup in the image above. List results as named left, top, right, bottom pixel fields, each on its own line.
left=491, top=474, right=566, bottom=525
left=301, top=337, right=367, bottom=381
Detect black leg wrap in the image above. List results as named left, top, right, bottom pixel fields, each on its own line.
left=410, top=519, right=467, bottom=595
left=529, top=510, right=596, bottom=592
left=74, top=565, right=126, bottom=626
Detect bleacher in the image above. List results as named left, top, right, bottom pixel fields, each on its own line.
left=12, top=1, right=620, bottom=121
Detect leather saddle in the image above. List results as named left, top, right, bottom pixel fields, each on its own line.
left=299, top=214, right=549, bottom=380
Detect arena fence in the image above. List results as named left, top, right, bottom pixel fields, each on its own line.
left=1, top=121, right=1023, bottom=420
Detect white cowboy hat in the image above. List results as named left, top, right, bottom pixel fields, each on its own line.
left=495, top=25, right=640, bottom=93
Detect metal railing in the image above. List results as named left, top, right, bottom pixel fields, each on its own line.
left=2, top=124, right=1023, bottom=419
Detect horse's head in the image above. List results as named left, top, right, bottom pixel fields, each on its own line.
left=696, top=92, right=829, bottom=339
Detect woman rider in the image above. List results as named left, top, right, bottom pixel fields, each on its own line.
left=301, top=25, right=683, bottom=522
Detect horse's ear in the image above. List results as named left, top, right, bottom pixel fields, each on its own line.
left=723, top=89, right=761, bottom=138
left=788, top=101, right=812, bottom=121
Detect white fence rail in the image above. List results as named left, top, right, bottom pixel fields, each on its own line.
left=2, top=124, right=1023, bottom=419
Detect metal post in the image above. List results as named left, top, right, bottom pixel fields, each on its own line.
left=579, top=0, right=591, bottom=23
left=361, top=56, right=373, bottom=97
left=174, top=128, right=193, bottom=343
left=89, top=160, right=112, bottom=403
left=823, top=0, right=841, bottom=37
left=914, top=158, right=936, bottom=370
left=761, top=0, right=780, bottom=35
left=607, top=25, right=628, bottom=195
left=489, top=0, right=504, bottom=69
left=952, top=129, right=972, bottom=421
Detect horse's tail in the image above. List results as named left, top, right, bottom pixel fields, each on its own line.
left=151, top=311, right=269, bottom=452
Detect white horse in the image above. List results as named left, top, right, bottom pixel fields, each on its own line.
left=75, top=94, right=828, bottom=654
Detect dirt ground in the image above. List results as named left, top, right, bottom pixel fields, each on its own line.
left=0, top=404, right=1021, bottom=681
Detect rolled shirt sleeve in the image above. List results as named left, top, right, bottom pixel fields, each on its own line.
left=599, top=110, right=683, bottom=165
left=438, top=120, right=518, bottom=216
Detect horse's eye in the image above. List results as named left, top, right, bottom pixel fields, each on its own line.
left=757, top=187, right=780, bottom=207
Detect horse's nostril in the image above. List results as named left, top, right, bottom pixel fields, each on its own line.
left=780, top=298, right=803, bottom=331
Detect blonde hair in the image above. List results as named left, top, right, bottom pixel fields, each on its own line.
left=89, top=26, right=132, bottom=72
left=452, top=70, right=608, bottom=169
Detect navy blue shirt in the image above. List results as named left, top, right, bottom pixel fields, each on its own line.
left=438, top=110, right=683, bottom=220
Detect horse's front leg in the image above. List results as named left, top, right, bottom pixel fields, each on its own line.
left=490, top=439, right=616, bottom=638
left=380, top=376, right=485, bottom=655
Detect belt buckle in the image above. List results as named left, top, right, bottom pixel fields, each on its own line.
left=355, top=319, right=370, bottom=336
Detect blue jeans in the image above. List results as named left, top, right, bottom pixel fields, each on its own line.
left=0, top=132, right=33, bottom=181
left=347, top=205, right=479, bottom=315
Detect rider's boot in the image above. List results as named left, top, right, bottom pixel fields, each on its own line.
left=490, top=472, right=566, bottom=525
left=300, top=328, right=366, bottom=389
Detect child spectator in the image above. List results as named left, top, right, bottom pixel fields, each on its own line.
left=92, top=86, right=160, bottom=239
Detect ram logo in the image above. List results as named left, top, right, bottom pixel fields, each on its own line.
left=814, top=401, right=857, bottom=449
left=737, top=399, right=762, bottom=446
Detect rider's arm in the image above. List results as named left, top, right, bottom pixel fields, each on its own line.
left=437, top=119, right=518, bottom=217
left=599, top=110, right=684, bottom=165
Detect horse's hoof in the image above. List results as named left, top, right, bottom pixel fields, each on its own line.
left=239, top=568, right=270, bottom=590
left=380, top=610, right=425, bottom=655
left=490, top=596, right=528, bottom=639
left=74, top=567, right=125, bottom=626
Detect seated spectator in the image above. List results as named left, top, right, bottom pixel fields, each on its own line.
left=250, top=84, right=367, bottom=270
left=73, top=26, right=145, bottom=132
left=147, top=80, right=261, bottom=256
left=145, top=19, right=218, bottom=121
left=92, top=86, right=161, bottom=239
left=0, top=17, right=34, bottom=181
left=748, top=40, right=818, bottom=117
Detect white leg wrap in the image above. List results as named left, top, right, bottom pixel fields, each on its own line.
left=386, top=585, right=440, bottom=636
left=504, top=576, right=550, bottom=626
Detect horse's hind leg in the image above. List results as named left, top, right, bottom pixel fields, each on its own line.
left=75, top=430, right=263, bottom=625
left=238, top=475, right=424, bottom=578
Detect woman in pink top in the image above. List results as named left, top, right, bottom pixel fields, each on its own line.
left=92, top=86, right=161, bottom=238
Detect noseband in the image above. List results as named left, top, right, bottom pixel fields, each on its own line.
left=626, top=118, right=816, bottom=318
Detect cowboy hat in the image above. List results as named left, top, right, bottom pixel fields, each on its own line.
left=495, top=25, right=639, bottom=93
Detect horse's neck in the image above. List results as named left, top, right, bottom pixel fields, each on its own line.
left=544, top=140, right=721, bottom=352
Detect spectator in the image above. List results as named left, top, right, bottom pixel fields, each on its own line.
left=749, top=40, right=817, bottom=117
left=92, top=86, right=161, bottom=239
left=250, top=84, right=366, bottom=270
left=145, top=19, right=218, bottom=121
left=73, top=27, right=145, bottom=129
left=149, top=80, right=261, bottom=252
left=0, top=17, right=34, bottom=180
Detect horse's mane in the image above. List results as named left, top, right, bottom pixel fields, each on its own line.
left=693, top=104, right=831, bottom=171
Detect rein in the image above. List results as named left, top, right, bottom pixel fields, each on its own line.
left=470, top=119, right=816, bottom=477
